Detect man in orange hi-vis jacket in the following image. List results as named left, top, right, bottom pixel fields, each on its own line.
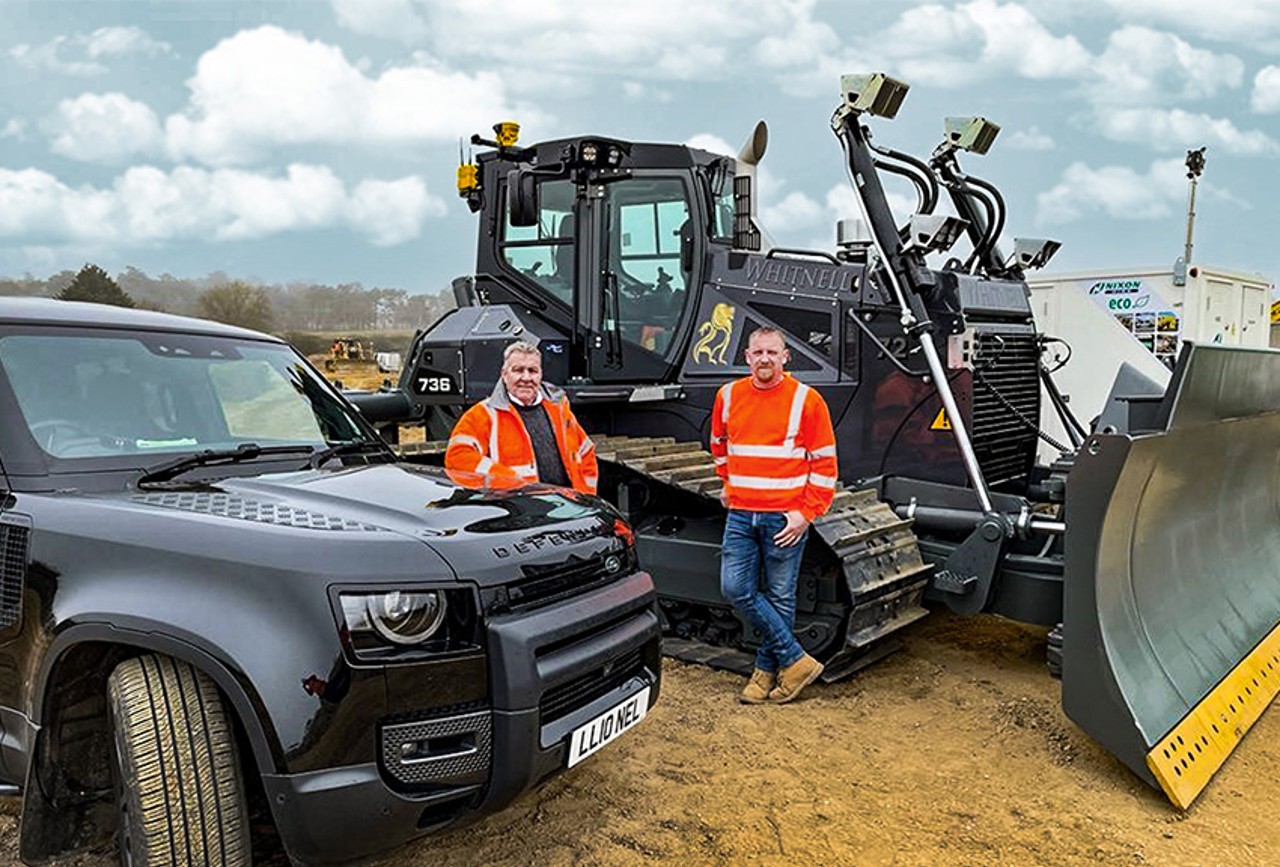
left=711, top=326, right=837, bottom=704
left=445, top=341, right=598, bottom=494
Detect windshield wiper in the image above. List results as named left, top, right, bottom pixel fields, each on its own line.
left=137, top=443, right=316, bottom=486
left=307, top=439, right=393, bottom=469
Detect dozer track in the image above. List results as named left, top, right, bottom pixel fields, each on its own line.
left=591, top=435, right=933, bottom=681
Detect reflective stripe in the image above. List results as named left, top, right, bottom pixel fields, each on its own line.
left=728, top=473, right=809, bottom=490
left=807, top=473, right=837, bottom=489
left=807, top=444, right=837, bottom=459
left=783, top=383, right=810, bottom=449
left=583, top=475, right=598, bottom=486
left=512, top=463, right=538, bottom=477
left=476, top=456, right=494, bottom=473
left=449, top=434, right=484, bottom=453
left=485, top=405, right=499, bottom=457
left=710, top=435, right=726, bottom=445
left=713, top=456, right=727, bottom=466
left=728, top=443, right=806, bottom=459
left=576, top=438, right=595, bottom=460
left=720, top=382, right=732, bottom=424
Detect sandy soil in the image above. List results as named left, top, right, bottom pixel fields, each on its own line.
left=8, top=610, right=1280, bottom=867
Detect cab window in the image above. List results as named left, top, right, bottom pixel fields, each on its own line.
left=501, top=179, right=576, bottom=307
left=604, top=177, right=694, bottom=356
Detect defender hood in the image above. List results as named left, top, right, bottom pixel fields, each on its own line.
left=133, top=462, right=626, bottom=587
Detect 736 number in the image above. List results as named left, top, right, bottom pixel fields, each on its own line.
left=416, top=376, right=455, bottom=394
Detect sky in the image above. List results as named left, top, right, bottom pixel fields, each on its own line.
left=2, top=0, right=1279, bottom=294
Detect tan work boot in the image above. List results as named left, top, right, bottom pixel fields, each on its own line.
left=739, top=669, right=776, bottom=704
left=768, top=654, right=824, bottom=703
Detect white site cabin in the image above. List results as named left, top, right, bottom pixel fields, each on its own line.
left=1027, top=264, right=1275, bottom=464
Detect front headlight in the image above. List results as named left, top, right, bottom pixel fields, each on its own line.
left=337, top=588, right=479, bottom=661
left=367, top=591, right=447, bottom=645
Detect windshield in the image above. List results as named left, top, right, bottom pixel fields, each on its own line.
left=0, top=329, right=367, bottom=460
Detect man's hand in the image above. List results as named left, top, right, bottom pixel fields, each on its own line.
left=773, top=510, right=810, bottom=547
left=719, top=490, right=729, bottom=508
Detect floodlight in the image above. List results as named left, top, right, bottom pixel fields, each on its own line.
left=493, top=121, right=520, bottom=148
left=1185, top=146, right=1206, bottom=179
left=1010, top=237, right=1061, bottom=270
left=902, top=213, right=967, bottom=254
left=836, top=218, right=872, bottom=248
left=836, top=218, right=874, bottom=262
left=943, top=117, right=1000, bottom=155
left=840, top=73, right=910, bottom=119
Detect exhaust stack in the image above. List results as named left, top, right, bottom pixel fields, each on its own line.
left=733, top=121, right=769, bottom=251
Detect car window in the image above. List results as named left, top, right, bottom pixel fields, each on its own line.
left=0, top=331, right=360, bottom=459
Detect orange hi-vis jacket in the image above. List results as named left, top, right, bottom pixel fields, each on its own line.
left=445, top=381, right=599, bottom=494
left=710, top=374, right=838, bottom=522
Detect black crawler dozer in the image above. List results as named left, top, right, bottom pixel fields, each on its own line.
left=350, top=74, right=1280, bottom=808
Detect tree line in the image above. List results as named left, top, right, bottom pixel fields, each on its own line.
left=0, top=265, right=456, bottom=334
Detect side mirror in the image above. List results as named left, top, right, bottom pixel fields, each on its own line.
left=708, top=157, right=731, bottom=197
left=507, top=169, right=539, bottom=227
left=680, top=220, right=695, bottom=274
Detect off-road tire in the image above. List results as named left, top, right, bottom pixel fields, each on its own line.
left=107, top=654, right=251, bottom=867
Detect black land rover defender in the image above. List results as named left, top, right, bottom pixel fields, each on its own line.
left=0, top=298, right=660, bottom=866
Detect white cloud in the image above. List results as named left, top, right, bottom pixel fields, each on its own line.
left=83, top=26, right=172, bottom=59
left=622, top=82, right=672, bottom=103
left=770, top=0, right=1094, bottom=96
left=1252, top=66, right=1280, bottom=113
left=1094, top=108, right=1278, bottom=155
left=342, top=0, right=806, bottom=83
left=9, top=39, right=106, bottom=76
left=162, top=26, right=535, bottom=165
left=1099, top=0, right=1280, bottom=45
left=1092, top=26, right=1243, bottom=106
left=0, top=164, right=444, bottom=247
left=684, top=133, right=735, bottom=157
left=349, top=177, right=446, bottom=246
left=1036, top=158, right=1189, bottom=224
left=1, top=119, right=26, bottom=140
left=1006, top=126, right=1055, bottom=150
left=825, top=183, right=917, bottom=227
left=43, top=93, right=164, bottom=163
left=753, top=12, right=840, bottom=69
left=331, top=0, right=428, bottom=42
left=8, top=26, right=170, bottom=76
left=760, top=191, right=825, bottom=230
left=876, top=0, right=1092, bottom=86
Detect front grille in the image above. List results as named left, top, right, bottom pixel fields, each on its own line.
left=971, top=330, right=1040, bottom=486
left=540, top=647, right=647, bottom=724
left=0, top=522, right=28, bottom=630
left=507, top=550, right=629, bottom=611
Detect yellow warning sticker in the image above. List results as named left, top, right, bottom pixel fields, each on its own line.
left=930, top=408, right=951, bottom=431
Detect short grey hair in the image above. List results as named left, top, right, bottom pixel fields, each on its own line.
left=502, top=340, right=541, bottom=364
left=747, top=326, right=785, bottom=347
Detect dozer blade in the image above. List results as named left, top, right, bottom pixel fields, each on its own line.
left=1063, top=343, right=1280, bottom=808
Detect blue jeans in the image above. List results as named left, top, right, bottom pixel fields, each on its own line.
left=720, top=510, right=809, bottom=673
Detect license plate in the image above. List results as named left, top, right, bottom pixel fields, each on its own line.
left=566, top=686, right=650, bottom=767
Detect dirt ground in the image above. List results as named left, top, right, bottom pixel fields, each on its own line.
left=7, top=610, right=1280, bottom=867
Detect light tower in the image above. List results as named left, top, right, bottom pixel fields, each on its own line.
left=1174, top=146, right=1206, bottom=285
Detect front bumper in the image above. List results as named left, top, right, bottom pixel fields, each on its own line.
left=264, top=570, right=661, bottom=866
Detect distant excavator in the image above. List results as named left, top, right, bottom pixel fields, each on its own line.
left=350, top=74, right=1280, bottom=808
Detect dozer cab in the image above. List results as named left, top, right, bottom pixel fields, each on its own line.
left=352, top=75, right=1280, bottom=808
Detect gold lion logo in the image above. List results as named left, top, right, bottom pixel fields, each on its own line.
left=692, top=302, right=735, bottom=365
